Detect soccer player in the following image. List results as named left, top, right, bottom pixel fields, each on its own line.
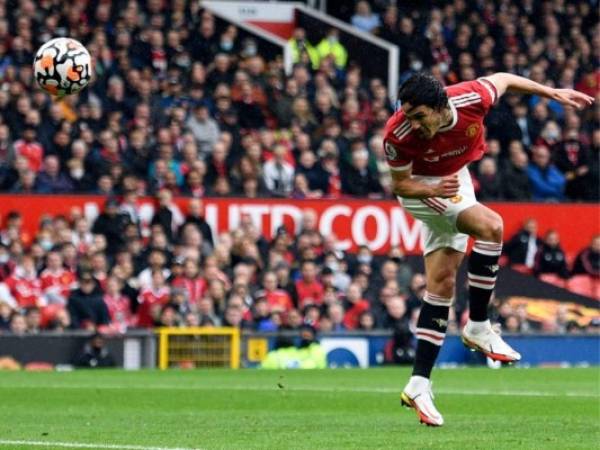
left=384, top=73, right=593, bottom=426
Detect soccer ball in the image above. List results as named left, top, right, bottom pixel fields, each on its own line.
left=33, top=37, right=92, bottom=97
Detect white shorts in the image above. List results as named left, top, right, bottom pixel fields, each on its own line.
left=399, top=166, right=478, bottom=255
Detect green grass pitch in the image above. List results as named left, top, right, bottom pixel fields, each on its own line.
left=0, top=368, right=598, bottom=450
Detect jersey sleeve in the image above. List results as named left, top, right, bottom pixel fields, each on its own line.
left=453, top=78, right=498, bottom=115
left=383, top=135, right=413, bottom=172
left=474, top=77, right=499, bottom=112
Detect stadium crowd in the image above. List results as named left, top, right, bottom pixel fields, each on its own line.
left=0, top=0, right=598, bottom=339
left=0, top=200, right=597, bottom=336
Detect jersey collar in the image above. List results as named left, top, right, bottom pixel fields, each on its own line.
left=438, top=101, right=458, bottom=132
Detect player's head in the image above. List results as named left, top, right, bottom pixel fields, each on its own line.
left=397, top=73, right=449, bottom=139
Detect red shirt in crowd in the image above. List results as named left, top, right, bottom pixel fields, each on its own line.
left=6, top=271, right=42, bottom=308
left=265, top=289, right=294, bottom=312
left=136, top=286, right=170, bottom=327
left=295, top=279, right=324, bottom=309
left=343, top=300, right=371, bottom=330
left=103, top=293, right=134, bottom=333
left=171, top=276, right=206, bottom=305
left=40, top=268, right=77, bottom=304
left=14, top=139, right=44, bottom=172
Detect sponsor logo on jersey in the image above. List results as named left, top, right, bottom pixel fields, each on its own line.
left=450, top=195, right=463, bottom=204
left=425, top=149, right=435, bottom=154
left=441, top=145, right=468, bottom=158
left=466, top=123, right=480, bottom=138
left=432, top=318, right=448, bottom=327
left=485, top=264, right=500, bottom=273
left=423, top=155, right=440, bottom=162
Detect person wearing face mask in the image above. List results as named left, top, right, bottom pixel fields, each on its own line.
left=0, top=244, right=14, bottom=281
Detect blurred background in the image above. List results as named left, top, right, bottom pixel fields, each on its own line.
left=0, top=0, right=598, bottom=370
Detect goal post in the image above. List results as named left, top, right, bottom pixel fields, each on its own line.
left=156, top=327, right=241, bottom=370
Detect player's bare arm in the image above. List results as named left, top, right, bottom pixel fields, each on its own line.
left=391, top=167, right=459, bottom=199
left=485, top=72, right=595, bottom=109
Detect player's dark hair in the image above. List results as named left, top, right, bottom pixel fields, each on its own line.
left=397, top=73, right=448, bottom=110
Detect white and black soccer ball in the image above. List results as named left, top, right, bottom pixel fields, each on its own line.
left=33, top=37, right=92, bottom=97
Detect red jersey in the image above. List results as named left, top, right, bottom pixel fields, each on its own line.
left=104, top=293, right=134, bottom=332
left=40, top=268, right=76, bottom=303
left=295, top=279, right=324, bottom=309
left=137, top=286, right=170, bottom=328
left=384, top=78, right=498, bottom=176
left=14, top=139, right=44, bottom=172
left=265, top=289, right=294, bottom=312
left=6, top=272, right=42, bottom=308
left=171, top=276, right=206, bottom=305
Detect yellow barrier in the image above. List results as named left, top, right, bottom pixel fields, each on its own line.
left=156, top=327, right=240, bottom=369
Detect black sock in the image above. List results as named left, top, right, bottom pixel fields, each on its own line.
left=468, top=241, right=502, bottom=322
left=412, top=293, right=450, bottom=379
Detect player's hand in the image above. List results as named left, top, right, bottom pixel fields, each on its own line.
left=550, top=89, right=594, bottom=110
left=433, top=175, right=460, bottom=198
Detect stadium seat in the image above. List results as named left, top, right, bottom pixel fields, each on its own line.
left=568, top=275, right=600, bottom=300
left=539, top=273, right=567, bottom=289
left=510, top=264, right=533, bottom=275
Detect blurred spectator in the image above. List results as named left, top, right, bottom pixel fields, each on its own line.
left=351, top=1, right=380, bottom=33
left=504, top=219, right=541, bottom=269
left=572, top=236, right=600, bottom=278
left=341, top=148, right=382, bottom=196
left=554, top=129, right=592, bottom=201
left=35, top=155, right=74, bottom=193
left=68, top=271, right=110, bottom=330
left=316, top=29, right=348, bottom=70
left=186, top=103, right=220, bottom=156
left=288, top=28, right=320, bottom=70
left=295, top=260, right=324, bottom=309
left=92, top=197, right=133, bottom=255
left=534, top=230, right=569, bottom=279
left=527, top=145, right=566, bottom=201
left=263, top=144, right=294, bottom=196
left=501, top=146, right=531, bottom=200
left=75, top=333, right=115, bottom=368
left=475, top=157, right=502, bottom=201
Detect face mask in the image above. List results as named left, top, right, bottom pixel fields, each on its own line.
left=545, top=130, right=559, bottom=140
left=244, top=45, right=257, bottom=56
left=410, top=60, right=423, bottom=71
left=70, top=168, right=84, bottom=179
left=439, top=62, right=449, bottom=74
left=0, top=254, right=8, bottom=264
left=326, top=261, right=339, bottom=272
left=40, top=240, right=54, bottom=251
left=357, top=255, right=372, bottom=265
left=221, top=41, right=233, bottom=51
left=328, top=36, right=338, bottom=43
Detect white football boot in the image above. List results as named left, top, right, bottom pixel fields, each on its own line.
left=401, top=376, right=444, bottom=427
left=462, top=320, right=521, bottom=363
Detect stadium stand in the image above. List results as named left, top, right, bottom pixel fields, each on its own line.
left=0, top=0, right=598, bottom=340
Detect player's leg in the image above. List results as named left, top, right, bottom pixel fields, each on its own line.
left=401, top=246, right=464, bottom=426
left=456, top=204, right=521, bottom=362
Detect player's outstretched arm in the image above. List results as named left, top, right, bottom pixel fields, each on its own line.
left=391, top=167, right=459, bottom=199
left=485, top=73, right=594, bottom=109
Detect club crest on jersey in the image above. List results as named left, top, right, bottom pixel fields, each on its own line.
left=466, top=123, right=479, bottom=138
left=450, top=195, right=463, bottom=203
left=384, top=142, right=398, bottom=159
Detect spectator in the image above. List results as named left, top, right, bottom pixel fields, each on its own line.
left=103, top=276, right=134, bottom=333
left=40, top=250, right=76, bottom=306
left=534, top=230, right=570, bottom=279
left=92, top=197, right=133, bottom=256
left=554, top=129, right=592, bottom=200
left=475, top=157, right=502, bottom=201
left=572, top=236, right=600, bottom=278
left=295, top=260, right=324, bottom=309
left=501, top=147, right=531, bottom=200
left=527, top=145, right=566, bottom=201
left=316, top=28, right=348, bottom=70
left=504, top=219, right=542, bottom=269
left=351, top=1, right=380, bottom=33
left=288, top=28, right=320, bottom=70
left=75, top=333, right=115, bottom=368
left=263, top=144, right=294, bottom=196
left=186, top=103, right=220, bottom=156
left=13, top=126, right=43, bottom=173
left=68, top=271, right=110, bottom=330
left=341, top=148, right=383, bottom=197
left=137, top=270, right=171, bottom=328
